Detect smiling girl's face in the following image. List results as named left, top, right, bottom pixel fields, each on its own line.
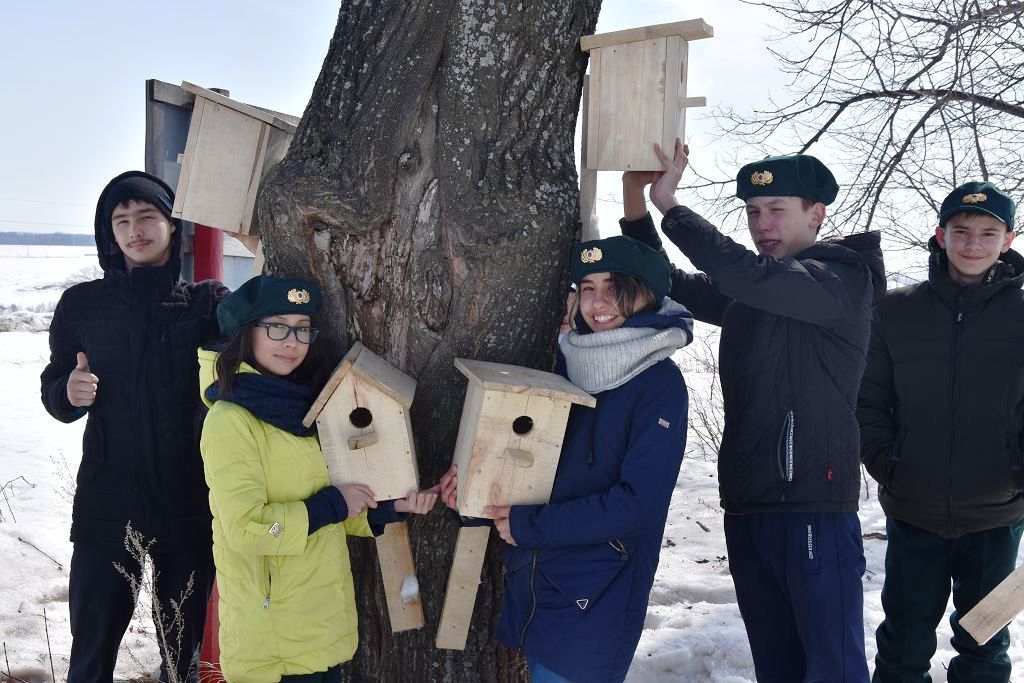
left=251, top=314, right=312, bottom=377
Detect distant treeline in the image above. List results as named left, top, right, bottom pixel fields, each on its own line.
left=0, top=232, right=93, bottom=246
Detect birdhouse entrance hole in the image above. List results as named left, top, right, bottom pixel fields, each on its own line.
left=350, top=407, right=373, bottom=429
left=512, top=416, right=534, bottom=436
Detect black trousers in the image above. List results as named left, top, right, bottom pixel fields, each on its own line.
left=873, top=518, right=1024, bottom=683
left=67, top=538, right=214, bottom=683
left=280, top=664, right=343, bottom=682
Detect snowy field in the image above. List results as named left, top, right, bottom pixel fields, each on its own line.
left=2, top=244, right=1024, bottom=681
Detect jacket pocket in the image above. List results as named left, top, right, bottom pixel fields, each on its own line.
left=777, top=410, right=795, bottom=483
left=537, top=540, right=632, bottom=612
left=882, top=433, right=906, bottom=491
left=77, top=419, right=105, bottom=484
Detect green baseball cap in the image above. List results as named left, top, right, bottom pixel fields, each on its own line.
left=736, top=154, right=839, bottom=205
left=939, top=181, right=1015, bottom=231
left=569, top=235, right=670, bottom=300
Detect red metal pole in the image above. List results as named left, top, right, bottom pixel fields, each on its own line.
left=193, top=224, right=224, bottom=281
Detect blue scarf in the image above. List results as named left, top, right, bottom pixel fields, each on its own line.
left=205, top=373, right=317, bottom=437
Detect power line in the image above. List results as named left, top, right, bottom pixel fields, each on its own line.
left=0, top=195, right=91, bottom=208
left=0, top=217, right=91, bottom=229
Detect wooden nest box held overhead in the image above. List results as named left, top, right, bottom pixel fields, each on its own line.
left=581, top=19, right=713, bottom=171
left=303, top=342, right=419, bottom=501
left=172, top=81, right=298, bottom=235
left=451, top=359, right=596, bottom=518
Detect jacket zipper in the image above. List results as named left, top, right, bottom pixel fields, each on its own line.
left=263, top=558, right=272, bottom=609
left=946, top=301, right=964, bottom=537
left=777, top=410, right=795, bottom=500
left=519, top=550, right=539, bottom=650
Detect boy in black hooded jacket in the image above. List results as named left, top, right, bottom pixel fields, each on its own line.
left=40, top=171, right=228, bottom=682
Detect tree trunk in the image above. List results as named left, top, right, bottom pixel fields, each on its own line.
left=255, top=1, right=601, bottom=679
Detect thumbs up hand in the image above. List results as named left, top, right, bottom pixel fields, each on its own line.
left=67, top=352, right=99, bottom=407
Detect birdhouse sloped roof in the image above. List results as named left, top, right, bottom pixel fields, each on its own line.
left=303, top=342, right=417, bottom=427
left=580, top=19, right=714, bottom=53
left=455, top=358, right=596, bottom=408
left=181, top=81, right=298, bottom=133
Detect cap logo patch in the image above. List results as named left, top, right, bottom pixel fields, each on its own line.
left=287, top=288, right=311, bottom=304
left=963, top=192, right=988, bottom=204
left=750, top=170, right=774, bottom=186
left=580, top=247, right=603, bottom=264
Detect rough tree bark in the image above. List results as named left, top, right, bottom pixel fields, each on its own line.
left=255, top=1, right=602, bottom=679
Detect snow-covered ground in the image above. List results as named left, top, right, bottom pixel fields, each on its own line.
left=2, top=245, right=1023, bottom=682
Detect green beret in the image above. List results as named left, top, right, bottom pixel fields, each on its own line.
left=217, top=275, right=323, bottom=338
left=569, top=235, right=671, bottom=300
left=939, top=181, right=1015, bottom=231
left=736, top=154, right=839, bottom=205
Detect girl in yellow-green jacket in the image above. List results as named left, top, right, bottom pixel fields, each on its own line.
left=199, top=275, right=436, bottom=683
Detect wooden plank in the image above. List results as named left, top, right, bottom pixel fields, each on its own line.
left=436, top=526, right=491, bottom=650
left=149, top=79, right=196, bottom=108
left=250, top=239, right=265, bottom=276
left=584, top=51, right=602, bottom=174
left=376, top=522, right=424, bottom=632
left=351, top=345, right=417, bottom=409
left=174, top=103, right=267, bottom=233
left=452, top=381, right=486, bottom=512
left=960, top=563, right=1024, bottom=645
left=316, top=368, right=419, bottom=500
left=679, top=96, right=707, bottom=109
left=234, top=233, right=261, bottom=256
left=580, top=74, right=599, bottom=240
left=304, top=342, right=363, bottom=426
left=171, top=96, right=205, bottom=220
left=454, top=358, right=595, bottom=407
left=662, top=35, right=681, bottom=162
left=181, top=81, right=298, bottom=133
left=239, top=122, right=272, bottom=237
left=457, top=393, right=569, bottom=518
left=589, top=38, right=669, bottom=171
left=579, top=19, right=714, bottom=52
left=675, top=39, right=690, bottom=147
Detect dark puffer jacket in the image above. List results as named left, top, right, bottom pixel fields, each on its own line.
left=858, top=239, right=1024, bottom=538
left=622, top=207, right=885, bottom=513
left=40, top=195, right=227, bottom=549
left=493, top=302, right=691, bottom=682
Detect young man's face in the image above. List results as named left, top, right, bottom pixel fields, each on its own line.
left=744, top=196, right=825, bottom=258
left=935, top=212, right=1015, bottom=285
left=110, top=200, right=175, bottom=271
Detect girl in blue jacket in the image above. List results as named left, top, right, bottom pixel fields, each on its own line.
left=442, top=235, right=693, bottom=682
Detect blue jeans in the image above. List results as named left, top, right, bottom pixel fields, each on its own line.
left=725, top=511, right=869, bottom=683
left=527, top=657, right=574, bottom=683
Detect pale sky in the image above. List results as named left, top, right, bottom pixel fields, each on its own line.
left=0, top=0, right=783, bottom=235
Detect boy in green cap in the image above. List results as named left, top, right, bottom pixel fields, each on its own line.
left=857, top=181, right=1024, bottom=682
left=622, top=140, right=884, bottom=681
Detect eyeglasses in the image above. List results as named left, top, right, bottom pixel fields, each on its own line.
left=254, top=322, right=320, bottom=344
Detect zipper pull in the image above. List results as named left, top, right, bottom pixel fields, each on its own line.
left=263, top=596, right=270, bottom=609
left=957, top=311, right=963, bottom=323
left=608, top=539, right=628, bottom=558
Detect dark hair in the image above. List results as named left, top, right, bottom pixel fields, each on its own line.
left=214, top=318, right=332, bottom=396
left=569, top=272, right=657, bottom=330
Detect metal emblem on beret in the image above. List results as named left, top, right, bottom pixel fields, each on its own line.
left=287, top=288, right=311, bottom=304
left=963, top=192, right=988, bottom=204
left=750, top=170, right=774, bottom=186
left=268, top=522, right=282, bottom=537
left=580, top=247, right=603, bottom=264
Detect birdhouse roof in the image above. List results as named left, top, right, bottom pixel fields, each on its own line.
left=454, top=358, right=597, bottom=408
left=181, top=81, right=298, bottom=133
left=580, top=19, right=714, bottom=53
left=303, top=342, right=417, bottom=427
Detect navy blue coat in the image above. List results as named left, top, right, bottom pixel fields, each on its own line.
left=493, top=303, right=691, bottom=682
left=622, top=208, right=885, bottom=514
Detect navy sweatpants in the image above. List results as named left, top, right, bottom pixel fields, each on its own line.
left=725, top=511, right=869, bottom=683
left=873, top=518, right=1024, bottom=683
left=68, top=539, right=214, bottom=682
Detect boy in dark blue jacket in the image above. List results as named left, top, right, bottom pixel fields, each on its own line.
left=858, top=182, right=1024, bottom=682
left=622, top=140, right=885, bottom=681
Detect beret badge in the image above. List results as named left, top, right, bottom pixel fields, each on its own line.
left=963, top=192, right=988, bottom=204
left=750, top=170, right=774, bottom=187
left=580, top=247, right=603, bottom=264
left=287, top=288, right=311, bottom=304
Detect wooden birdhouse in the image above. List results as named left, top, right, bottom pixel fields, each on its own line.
left=451, top=358, right=596, bottom=518
left=580, top=20, right=713, bottom=171
left=172, top=81, right=298, bottom=235
left=303, top=342, right=418, bottom=502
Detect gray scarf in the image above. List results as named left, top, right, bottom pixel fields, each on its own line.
left=559, top=316, right=690, bottom=394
